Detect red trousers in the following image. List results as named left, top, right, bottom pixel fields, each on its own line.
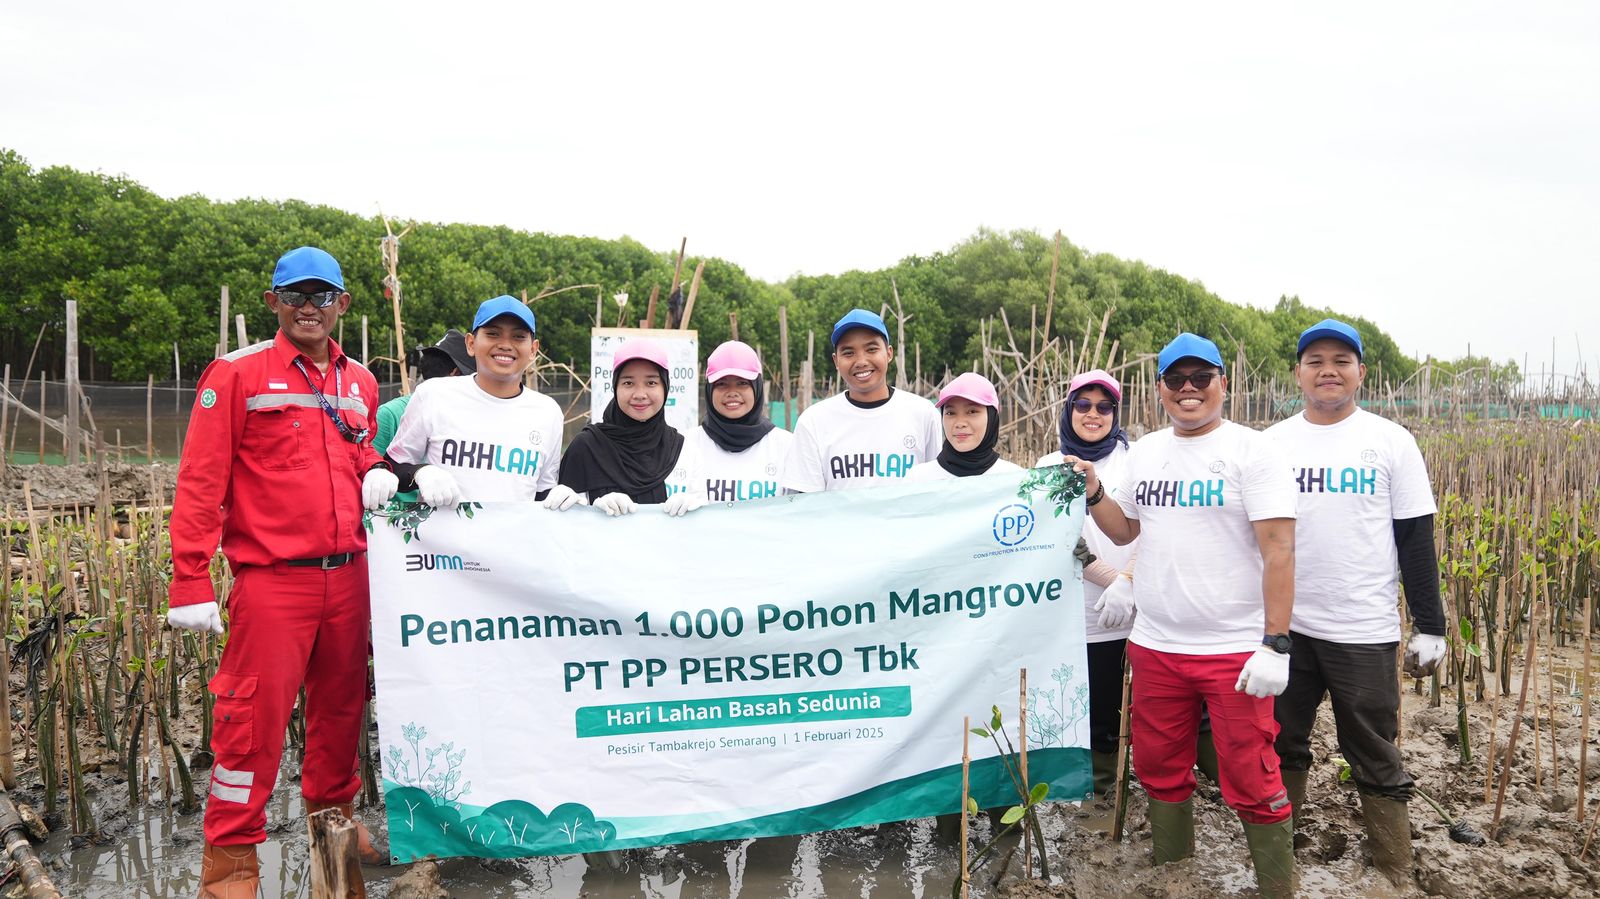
left=203, top=558, right=370, bottom=845
left=1127, top=643, right=1291, bottom=824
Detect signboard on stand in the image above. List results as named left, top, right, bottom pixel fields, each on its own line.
left=590, top=328, right=699, bottom=433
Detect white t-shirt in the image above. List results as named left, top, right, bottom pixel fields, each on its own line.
left=782, top=390, right=942, bottom=492
left=386, top=375, right=564, bottom=502
left=1266, top=408, right=1437, bottom=643
left=1114, top=420, right=1297, bottom=655
left=677, top=426, right=795, bottom=503
left=1039, top=444, right=1136, bottom=643
left=904, top=457, right=1022, bottom=482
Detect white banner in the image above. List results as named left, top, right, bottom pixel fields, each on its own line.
left=367, top=467, right=1092, bottom=861
left=589, top=327, right=699, bottom=433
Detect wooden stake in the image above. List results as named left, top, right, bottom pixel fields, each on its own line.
left=307, top=807, right=364, bottom=898
left=645, top=284, right=661, bottom=330
left=681, top=262, right=705, bottom=330
left=0, top=363, right=9, bottom=481
left=779, top=306, right=793, bottom=429
left=960, top=716, right=971, bottom=899
left=1493, top=596, right=1542, bottom=837
left=361, top=316, right=369, bottom=368
left=145, top=374, right=155, bottom=464
left=728, top=310, right=739, bottom=342
left=1019, top=668, right=1030, bottom=879
left=1581, top=593, right=1593, bottom=822
left=65, top=301, right=79, bottom=465
left=235, top=313, right=249, bottom=349
left=217, top=286, right=229, bottom=358
left=1111, top=654, right=1133, bottom=840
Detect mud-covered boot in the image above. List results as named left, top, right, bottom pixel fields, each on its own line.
left=307, top=800, right=389, bottom=866
left=1358, top=793, right=1413, bottom=886
left=1281, top=768, right=1308, bottom=829
left=1242, top=819, right=1296, bottom=898
left=1091, top=750, right=1119, bottom=799
left=1147, top=796, right=1195, bottom=864
left=1194, top=728, right=1220, bottom=784
left=199, top=843, right=260, bottom=899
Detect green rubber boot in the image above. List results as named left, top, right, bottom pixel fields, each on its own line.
left=1358, top=793, right=1413, bottom=886
left=1194, top=728, right=1220, bottom=784
left=1147, top=797, right=1195, bottom=865
left=1280, top=768, right=1308, bottom=829
left=1091, top=750, right=1119, bottom=799
left=1242, top=818, right=1296, bottom=898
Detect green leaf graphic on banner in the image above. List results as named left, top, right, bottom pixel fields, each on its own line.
left=1017, top=464, right=1087, bottom=514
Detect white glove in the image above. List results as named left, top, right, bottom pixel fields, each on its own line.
left=663, top=492, right=704, bottom=517
left=168, top=601, right=224, bottom=634
left=593, top=492, right=638, bottom=517
left=543, top=484, right=582, bottom=511
left=1404, top=632, right=1447, bottom=678
left=413, top=465, right=462, bottom=508
left=1094, top=576, right=1136, bottom=630
left=361, top=467, right=399, bottom=510
left=1235, top=647, right=1291, bottom=698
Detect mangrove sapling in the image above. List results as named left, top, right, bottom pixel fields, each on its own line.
left=952, top=705, right=1050, bottom=895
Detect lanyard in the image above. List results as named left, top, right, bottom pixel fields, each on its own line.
left=293, top=357, right=369, bottom=444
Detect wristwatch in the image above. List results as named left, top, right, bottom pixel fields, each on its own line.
left=1262, top=633, right=1292, bottom=654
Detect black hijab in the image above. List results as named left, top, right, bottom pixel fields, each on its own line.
left=702, top=375, right=776, bottom=453
left=1058, top=385, right=1129, bottom=463
left=937, top=406, right=1001, bottom=478
left=559, top=364, right=684, bottom=503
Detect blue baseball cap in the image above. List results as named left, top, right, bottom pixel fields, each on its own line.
left=1297, top=318, right=1363, bottom=358
left=272, top=246, right=345, bottom=291
left=831, top=309, right=890, bottom=347
left=1157, top=332, right=1225, bottom=375
left=472, top=295, right=537, bottom=332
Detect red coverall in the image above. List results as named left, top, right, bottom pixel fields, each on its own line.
left=169, top=331, right=382, bottom=845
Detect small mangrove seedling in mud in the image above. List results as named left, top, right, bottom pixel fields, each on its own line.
left=953, top=705, right=1050, bottom=897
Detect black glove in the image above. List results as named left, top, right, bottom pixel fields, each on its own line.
left=1073, top=537, right=1097, bottom=567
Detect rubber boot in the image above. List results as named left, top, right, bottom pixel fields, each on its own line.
left=1358, top=793, right=1413, bottom=886
left=1242, top=819, right=1296, bottom=898
left=1147, top=797, right=1194, bottom=865
left=1091, top=750, right=1119, bottom=798
left=198, top=843, right=260, bottom=899
left=307, top=800, right=388, bottom=866
left=1281, top=768, right=1308, bottom=829
left=1194, top=728, right=1220, bottom=785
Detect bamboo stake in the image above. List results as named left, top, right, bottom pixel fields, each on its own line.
left=235, top=313, right=249, bottom=349
left=681, top=261, right=705, bottom=330
left=217, top=285, right=229, bottom=358
left=1019, top=668, right=1030, bottom=879
left=960, top=717, right=970, bottom=899
left=635, top=284, right=656, bottom=330
left=145, top=374, right=154, bottom=463
left=779, top=306, right=792, bottom=429
left=1581, top=592, right=1594, bottom=822
left=1493, top=596, right=1542, bottom=837
left=361, top=316, right=369, bottom=368
left=1, top=363, right=9, bottom=480
left=1111, top=654, right=1133, bottom=840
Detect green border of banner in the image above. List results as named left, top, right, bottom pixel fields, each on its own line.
left=384, top=747, right=1091, bottom=862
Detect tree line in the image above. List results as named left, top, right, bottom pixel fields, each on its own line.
left=1, top=148, right=1424, bottom=385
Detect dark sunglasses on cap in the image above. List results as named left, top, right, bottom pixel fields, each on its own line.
left=275, top=288, right=342, bottom=308
left=1072, top=398, right=1117, bottom=415
left=1161, top=371, right=1219, bottom=391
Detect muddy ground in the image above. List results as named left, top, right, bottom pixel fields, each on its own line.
left=2, top=461, right=178, bottom=511
left=6, top=644, right=1597, bottom=899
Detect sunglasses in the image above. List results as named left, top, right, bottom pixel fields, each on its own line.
left=275, top=289, right=342, bottom=308
left=1072, top=398, right=1117, bottom=415
left=1160, top=371, right=1218, bottom=391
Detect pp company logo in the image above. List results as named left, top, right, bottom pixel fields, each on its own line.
left=992, top=503, right=1035, bottom=547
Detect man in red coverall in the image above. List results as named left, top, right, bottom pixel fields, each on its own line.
left=167, top=246, right=400, bottom=898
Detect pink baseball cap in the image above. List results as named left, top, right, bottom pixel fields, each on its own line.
left=612, top=337, right=670, bottom=376
left=705, top=341, right=762, bottom=383
left=936, top=372, right=1000, bottom=410
left=1069, top=369, right=1122, bottom=402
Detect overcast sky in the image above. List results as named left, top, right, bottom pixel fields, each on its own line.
left=4, top=2, right=1596, bottom=379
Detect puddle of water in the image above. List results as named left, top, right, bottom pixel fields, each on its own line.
left=48, top=773, right=1014, bottom=898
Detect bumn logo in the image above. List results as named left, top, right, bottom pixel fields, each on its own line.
left=405, top=553, right=464, bottom=572
left=992, top=503, right=1035, bottom=547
